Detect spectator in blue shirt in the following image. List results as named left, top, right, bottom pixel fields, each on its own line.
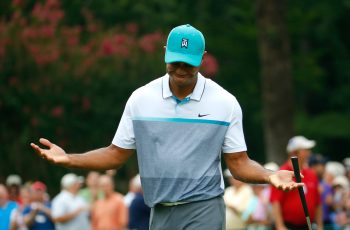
left=0, top=184, right=18, bottom=230
left=22, top=181, right=55, bottom=230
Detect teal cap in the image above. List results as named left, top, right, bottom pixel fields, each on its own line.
left=165, top=24, right=205, bottom=67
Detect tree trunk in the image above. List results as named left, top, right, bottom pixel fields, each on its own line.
left=256, top=0, right=294, bottom=164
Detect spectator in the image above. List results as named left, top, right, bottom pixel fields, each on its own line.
left=124, top=175, right=139, bottom=208
left=332, top=175, right=349, bottom=229
left=22, top=181, right=55, bottom=230
left=10, top=185, right=31, bottom=230
left=0, top=184, right=18, bottom=230
left=91, top=175, right=128, bottom=230
left=78, top=171, right=102, bottom=205
left=270, top=136, right=323, bottom=230
left=344, top=158, right=350, bottom=182
left=309, top=154, right=334, bottom=230
left=223, top=169, right=254, bottom=230
left=6, top=175, right=23, bottom=205
left=242, top=184, right=272, bottom=230
left=52, top=173, right=89, bottom=230
left=128, top=174, right=150, bottom=230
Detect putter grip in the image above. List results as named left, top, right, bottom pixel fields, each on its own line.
left=291, top=156, right=310, bottom=217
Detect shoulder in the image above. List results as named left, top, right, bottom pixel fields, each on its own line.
left=129, top=76, right=163, bottom=101
left=52, top=191, right=67, bottom=203
left=204, top=78, right=240, bottom=105
left=8, top=201, right=18, bottom=209
left=205, top=78, right=234, bottom=97
left=113, top=193, right=125, bottom=201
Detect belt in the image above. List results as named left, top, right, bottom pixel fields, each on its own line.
left=159, top=201, right=189, bottom=206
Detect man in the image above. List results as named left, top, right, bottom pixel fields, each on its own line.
left=270, top=136, right=323, bottom=230
left=223, top=169, right=254, bottom=230
left=0, top=184, right=18, bottom=230
left=6, top=174, right=23, bottom=205
left=22, top=181, right=55, bottom=230
left=309, top=154, right=334, bottom=229
left=127, top=174, right=151, bottom=230
left=78, top=171, right=102, bottom=205
left=52, top=173, right=90, bottom=230
left=31, top=24, right=303, bottom=230
left=91, top=175, right=128, bottom=230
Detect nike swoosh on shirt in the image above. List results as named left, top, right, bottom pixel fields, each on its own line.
left=198, top=113, right=210, bottom=117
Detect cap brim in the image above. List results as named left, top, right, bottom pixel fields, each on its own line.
left=304, top=140, right=316, bottom=149
left=165, top=50, right=202, bottom=67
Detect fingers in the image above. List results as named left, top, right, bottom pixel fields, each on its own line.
left=39, top=138, right=53, bottom=148
left=30, top=143, right=42, bottom=154
left=278, top=182, right=304, bottom=192
left=30, top=141, right=52, bottom=161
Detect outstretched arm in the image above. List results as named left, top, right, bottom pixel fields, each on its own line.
left=30, top=138, right=133, bottom=170
left=224, top=151, right=303, bottom=192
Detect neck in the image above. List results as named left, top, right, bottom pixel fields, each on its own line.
left=105, top=191, right=113, bottom=198
left=0, top=200, right=6, bottom=207
left=169, top=77, right=197, bottom=100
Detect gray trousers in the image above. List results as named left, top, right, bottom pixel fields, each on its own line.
left=149, top=196, right=225, bottom=230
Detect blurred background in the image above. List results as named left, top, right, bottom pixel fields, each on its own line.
left=1, top=0, right=349, bottom=195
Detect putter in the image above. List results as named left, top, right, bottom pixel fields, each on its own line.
left=291, top=156, right=312, bottom=230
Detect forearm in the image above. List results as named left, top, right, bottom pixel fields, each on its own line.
left=53, top=209, right=81, bottom=223
left=67, top=145, right=133, bottom=170
left=224, top=152, right=273, bottom=184
left=24, top=210, right=37, bottom=226
left=315, top=205, right=323, bottom=230
left=272, top=202, right=286, bottom=229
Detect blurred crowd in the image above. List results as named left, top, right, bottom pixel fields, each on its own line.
left=223, top=136, right=350, bottom=230
left=0, top=171, right=150, bottom=230
left=0, top=137, right=349, bottom=230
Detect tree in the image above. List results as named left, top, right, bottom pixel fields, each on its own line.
left=256, top=0, right=294, bottom=164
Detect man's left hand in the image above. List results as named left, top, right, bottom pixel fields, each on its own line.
left=268, top=170, right=304, bottom=192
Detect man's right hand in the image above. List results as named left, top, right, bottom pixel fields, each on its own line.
left=30, top=138, right=70, bottom=166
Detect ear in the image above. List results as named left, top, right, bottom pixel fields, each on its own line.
left=200, top=51, right=208, bottom=65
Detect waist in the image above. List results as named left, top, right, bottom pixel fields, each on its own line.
left=156, top=196, right=222, bottom=207
left=159, top=201, right=189, bottom=206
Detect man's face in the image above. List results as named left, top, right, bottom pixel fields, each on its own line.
left=166, top=62, right=200, bottom=88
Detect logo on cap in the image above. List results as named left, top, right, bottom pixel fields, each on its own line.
left=181, top=38, right=188, bottom=48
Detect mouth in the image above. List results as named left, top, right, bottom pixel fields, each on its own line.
left=173, top=73, right=188, bottom=78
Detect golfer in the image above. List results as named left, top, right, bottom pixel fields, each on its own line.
left=31, top=24, right=303, bottom=230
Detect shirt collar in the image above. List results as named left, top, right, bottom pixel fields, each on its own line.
left=162, top=73, right=206, bottom=101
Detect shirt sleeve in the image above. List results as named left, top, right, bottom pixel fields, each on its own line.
left=112, top=96, right=136, bottom=149
left=269, top=185, right=284, bottom=203
left=222, top=97, right=247, bottom=153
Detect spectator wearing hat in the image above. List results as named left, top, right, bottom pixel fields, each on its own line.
left=270, top=136, right=323, bottom=230
left=0, top=183, right=18, bottom=230
left=52, top=173, right=90, bottom=230
left=22, top=181, right=55, bottom=230
left=6, top=174, right=23, bottom=205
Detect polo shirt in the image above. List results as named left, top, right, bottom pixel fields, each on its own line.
left=52, top=190, right=90, bottom=230
left=0, top=201, right=18, bottom=230
left=22, top=202, right=55, bottom=230
left=270, top=161, right=321, bottom=226
left=112, top=73, right=247, bottom=207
